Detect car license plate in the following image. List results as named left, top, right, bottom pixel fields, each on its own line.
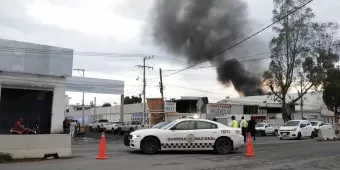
left=282, top=133, right=287, bottom=135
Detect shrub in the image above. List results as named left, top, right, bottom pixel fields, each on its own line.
left=0, top=152, right=12, bottom=163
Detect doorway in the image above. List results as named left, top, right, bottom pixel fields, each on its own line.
left=0, top=87, right=53, bottom=134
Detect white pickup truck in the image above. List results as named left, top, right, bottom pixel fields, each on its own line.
left=255, top=122, right=279, bottom=136
left=89, top=119, right=110, bottom=132
left=116, top=121, right=147, bottom=134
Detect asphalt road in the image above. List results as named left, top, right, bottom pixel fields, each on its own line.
left=1, top=136, right=339, bottom=170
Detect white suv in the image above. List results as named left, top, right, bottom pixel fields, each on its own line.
left=89, top=119, right=109, bottom=132
left=278, top=120, right=315, bottom=140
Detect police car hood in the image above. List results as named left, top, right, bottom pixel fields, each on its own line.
left=130, top=128, right=163, bottom=135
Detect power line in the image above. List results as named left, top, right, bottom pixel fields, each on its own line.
left=150, top=56, right=271, bottom=79
left=149, top=80, right=228, bottom=96
left=153, top=0, right=315, bottom=79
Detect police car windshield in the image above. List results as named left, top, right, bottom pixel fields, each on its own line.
left=160, top=120, right=180, bottom=130
left=152, top=122, right=170, bottom=129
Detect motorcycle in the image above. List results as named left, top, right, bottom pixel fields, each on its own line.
left=10, top=124, right=37, bottom=135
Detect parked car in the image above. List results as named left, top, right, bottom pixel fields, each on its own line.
left=116, top=121, right=147, bottom=134
left=89, top=119, right=110, bottom=132
left=255, top=123, right=279, bottom=136
left=104, top=122, right=124, bottom=134
left=310, top=121, right=326, bottom=137
left=278, top=120, right=314, bottom=140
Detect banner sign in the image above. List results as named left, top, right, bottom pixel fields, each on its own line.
left=131, top=112, right=149, bottom=124
left=147, top=98, right=165, bottom=126
left=206, top=104, right=242, bottom=117
left=165, top=102, right=176, bottom=113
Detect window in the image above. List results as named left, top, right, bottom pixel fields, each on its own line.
left=173, top=121, right=195, bottom=130
left=196, top=121, right=218, bottom=129
left=131, top=121, right=141, bottom=125
left=99, top=119, right=108, bottom=123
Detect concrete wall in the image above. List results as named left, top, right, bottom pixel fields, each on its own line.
left=0, top=72, right=66, bottom=133
left=65, top=103, right=147, bottom=124
left=0, top=135, right=71, bottom=159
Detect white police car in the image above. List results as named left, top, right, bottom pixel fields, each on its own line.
left=124, top=118, right=244, bottom=155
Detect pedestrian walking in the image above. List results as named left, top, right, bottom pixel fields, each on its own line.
left=240, top=116, right=248, bottom=143
left=248, top=117, right=257, bottom=141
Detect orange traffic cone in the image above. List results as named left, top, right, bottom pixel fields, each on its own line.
left=245, top=132, right=255, bottom=157
left=96, top=132, right=108, bottom=160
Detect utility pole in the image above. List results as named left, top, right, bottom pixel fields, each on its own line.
left=135, top=56, right=154, bottom=126
left=94, top=97, right=97, bottom=120
left=159, top=68, right=165, bottom=121
left=73, top=68, right=85, bottom=125
left=300, top=98, right=304, bottom=120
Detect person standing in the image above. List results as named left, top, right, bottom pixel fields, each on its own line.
left=63, top=118, right=69, bottom=134
left=70, top=120, right=77, bottom=137
left=247, top=117, right=257, bottom=141
left=228, top=116, right=238, bottom=128
left=240, top=116, right=248, bottom=143
left=34, top=117, right=40, bottom=134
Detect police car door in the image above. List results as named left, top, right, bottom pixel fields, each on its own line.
left=166, top=120, right=198, bottom=150
left=194, top=120, right=219, bottom=150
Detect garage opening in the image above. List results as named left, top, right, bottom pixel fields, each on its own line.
left=0, top=87, right=53, bottom=134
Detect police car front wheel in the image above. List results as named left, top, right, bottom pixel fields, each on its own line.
left=214, top=138, right=233, bottom=155
left=141, top=137, right=160, bottom=155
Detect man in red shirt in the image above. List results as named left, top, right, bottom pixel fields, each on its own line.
left=14, top=118, right=25, bottom=131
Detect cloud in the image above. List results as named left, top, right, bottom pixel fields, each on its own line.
left=0, top=0, right=229, bottom=105
left=7, top=0, right=339, bottom=104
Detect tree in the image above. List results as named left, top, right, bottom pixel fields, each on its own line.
left=124, top=95, right=142, bottom=104
left=102, top=102, right=112, bottom=107
left=263, top=0, right=339, bottom=122
left=322, top=68, right=340, bottom=134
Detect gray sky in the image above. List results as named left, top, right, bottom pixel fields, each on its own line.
left=0, top=0, right=339, bottom=105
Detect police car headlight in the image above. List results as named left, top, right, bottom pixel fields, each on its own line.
left=132, top=134, right=141, bottom=139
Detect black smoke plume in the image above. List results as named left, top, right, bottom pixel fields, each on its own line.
left=217, top=59, right=265, bottom=96
left=150, top=0, right=265, bottom=96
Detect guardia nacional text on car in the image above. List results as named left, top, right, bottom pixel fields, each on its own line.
left=124, top=118, right=245, bottom=155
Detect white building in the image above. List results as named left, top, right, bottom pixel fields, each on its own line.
left=0, top=39, right=72, bottom=134
left=217, top=92, right=335, bottom=124
left=0, top=39, right=125, bottom=134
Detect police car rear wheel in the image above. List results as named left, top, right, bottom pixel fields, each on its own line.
left=214, top=138, right=232, bottom=155
left=141, top=137, right=159, bottom=155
